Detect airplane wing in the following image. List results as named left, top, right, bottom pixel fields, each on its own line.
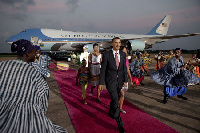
left=144, top=33, right=200, bottom=40
left=119, top=33, right=200, bottom=45
left=71, top=42, right=100, bottom=48
left=71, top=43, right=85, bottom=48
left=70, top=33, right=200, bottom=50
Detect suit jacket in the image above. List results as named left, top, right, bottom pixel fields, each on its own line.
left=99, top=50, right=128, bottom=91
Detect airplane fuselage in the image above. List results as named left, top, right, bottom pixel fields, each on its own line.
left=6, top=28, right=157, bottom=51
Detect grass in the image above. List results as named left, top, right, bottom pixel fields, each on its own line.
left=0, top=54, right=17, bottom=57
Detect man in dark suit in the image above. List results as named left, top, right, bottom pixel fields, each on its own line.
left=98, top=37, right=127, bottom=133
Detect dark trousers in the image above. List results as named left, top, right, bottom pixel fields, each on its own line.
left=108, top=86, right=123, bottom=127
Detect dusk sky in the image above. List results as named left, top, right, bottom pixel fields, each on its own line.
left=0, top=0, right=200, bottom=53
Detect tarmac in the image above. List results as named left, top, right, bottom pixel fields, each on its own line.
left=1, top=54, right=199, bottom=133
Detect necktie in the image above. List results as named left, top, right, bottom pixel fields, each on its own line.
left=115, top=53, right=119, bottom=69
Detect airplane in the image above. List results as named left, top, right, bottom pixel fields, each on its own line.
left=6, top=15, right=200, bottom=53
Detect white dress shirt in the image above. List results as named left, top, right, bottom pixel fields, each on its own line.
left=112, top=49, right=120, bottom=62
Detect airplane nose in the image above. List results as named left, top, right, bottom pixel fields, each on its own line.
left=6, top=38, right=12, bottom=44
left=6, top=35, right=15, bottom=44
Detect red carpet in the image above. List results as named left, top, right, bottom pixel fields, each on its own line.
left=50, top=63, right=178, bottom=133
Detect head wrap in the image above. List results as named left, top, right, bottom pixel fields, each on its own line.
left=11, top=39, right=35, bottom=55
left=34, top=45, right=41, bottom=51
left=83, top=45, right=88, bottom=49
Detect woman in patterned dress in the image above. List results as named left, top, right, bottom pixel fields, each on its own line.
left=188, top=54, right=200, bottom=78
left=151, top=48, right=200, bottom=104
left=142, top=51, right=151, bottom=75
left=154, top=51, right=165, bottom=70
left=88, top=44, right=102, bottom=102
left=0, top=39, right=67, bottom=133
left=129, top=52, right=145, bottom=86
left=30, top=45, right=57, bottom=79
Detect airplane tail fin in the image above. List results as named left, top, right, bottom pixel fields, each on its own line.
left=147, top=15, right=172, bottom=35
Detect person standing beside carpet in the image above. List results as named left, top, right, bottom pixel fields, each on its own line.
left=0, top=39, right=67, bottom=133
left=80, top=46, right=90, bottom=67
left=76, top=53, right=81, bottom=66
left=30, top=45, right=57, bottom=79
left=71, top=52, right=77, bottom=65
left=98, top=37, right=127, bottom=133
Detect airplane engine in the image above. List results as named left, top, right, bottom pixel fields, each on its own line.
left=128, top=40, right=145, bottom=51
left=84, top=44, right=94, bottom=53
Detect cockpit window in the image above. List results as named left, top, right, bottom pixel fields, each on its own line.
left=21, top=30, right=26, bottom=32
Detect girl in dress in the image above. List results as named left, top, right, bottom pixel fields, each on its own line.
left=76, top=59, right=90, bottom=104
left=118, top=46, right=133, bottom=113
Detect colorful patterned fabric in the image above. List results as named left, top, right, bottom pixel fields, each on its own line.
left=30, top=55, right=51, bottom=78
left=188, top=58, right=200, bottom=78
left=132, top=76, right=144, bottom=86
left=166, top=54, right=174, bottom=62
left=143, top=57, right=152, bottom=66
left=79, top=71, right=90, bottom=85
left=151, top=56, right=200, bottom=88
left=156, top=62, right=164, bottom=70
left=129, top=57, right=145, bottom=78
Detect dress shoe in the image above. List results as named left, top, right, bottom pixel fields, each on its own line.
left=96, top=98, right=102, bottom=102
left=177, top=95, right=188, bottom=100
left=119, top=126, right=126, bottom=133
left=84, top=100, right=87, bottom=105
left=120, top=110, right=126, bottom=114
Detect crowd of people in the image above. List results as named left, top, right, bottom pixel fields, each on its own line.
left=75, top=39, right=200, bottom=132
left=0, top=38, right=200, bottom=133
